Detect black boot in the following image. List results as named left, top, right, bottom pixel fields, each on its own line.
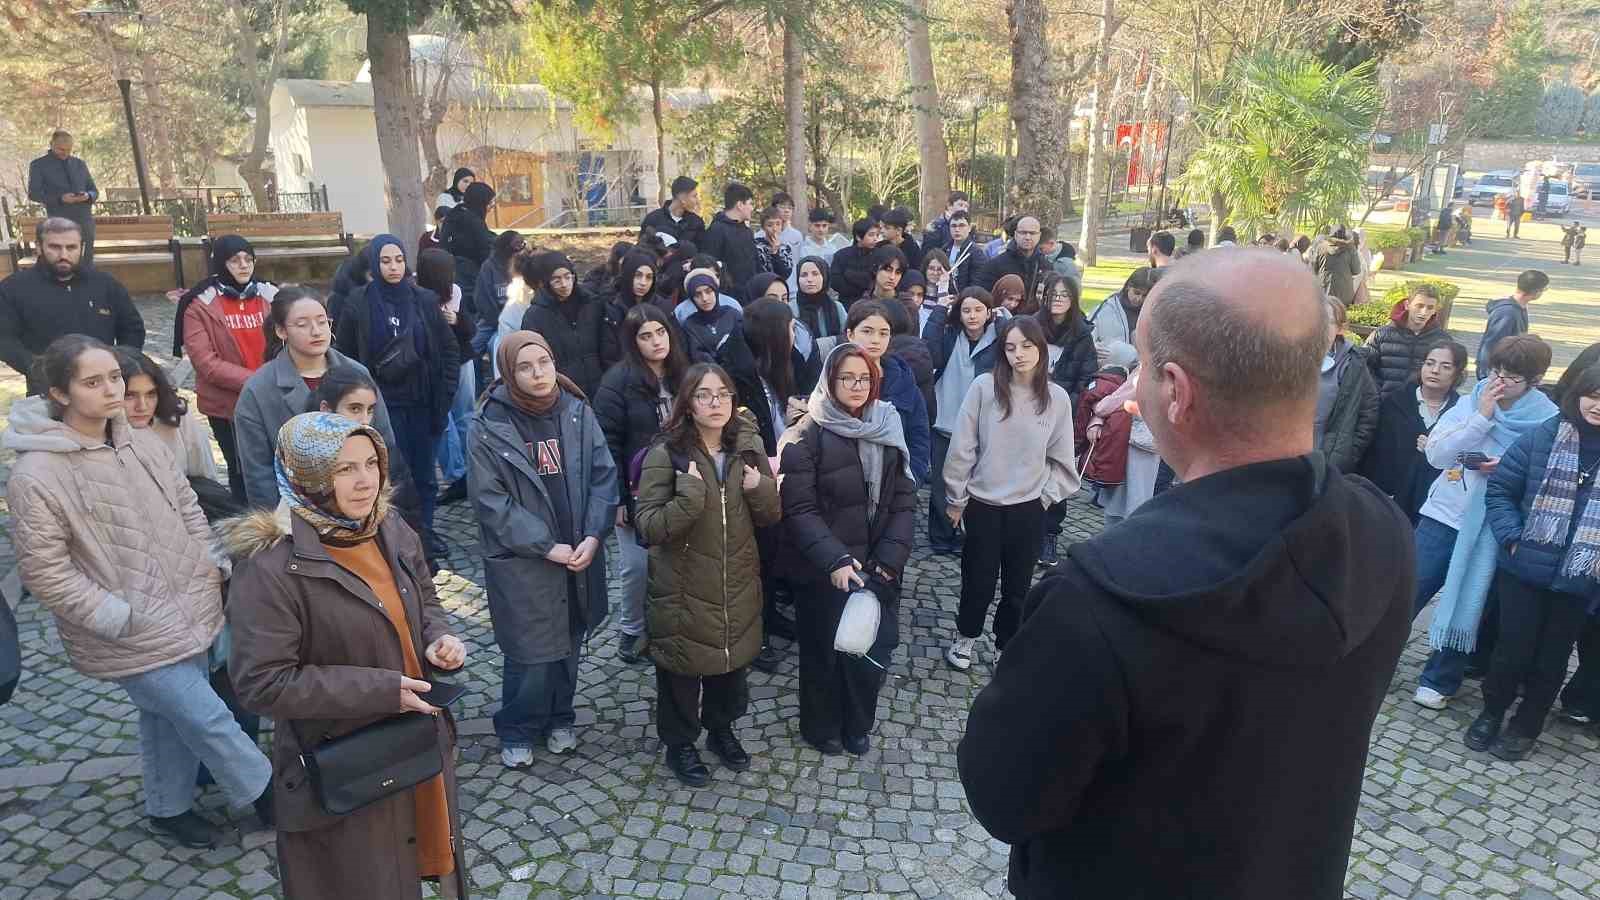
left=665, top=744, right=710, bottom=787
left=705, top=728, right=751, bottom=771
left=766, top=609, right=798, bottom=641
left=842, top=734, right=870, bottom=756
left=438, top=478, right=469, bottom=505
left=1491, top=731, right=1536, bottom=761
left=148, top=811, right=217, bottom=848
left=752, top=643, right=784, bottom=674
left=1464, top=712, right=1503, bottom=752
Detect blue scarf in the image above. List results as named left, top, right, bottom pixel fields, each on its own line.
left=1429, top=381, right=1557, bottom=651
left=362, top=234, right=425, bottom=360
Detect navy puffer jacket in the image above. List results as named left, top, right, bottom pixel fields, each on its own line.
left=1485, top=415, right=1588, bottom=593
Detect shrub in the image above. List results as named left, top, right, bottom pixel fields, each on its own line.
left=1406, top=226, right=1431, bottom=245
left=1367, top=229, right=1411, bottom=250
left=1347, top=302, right=1393, bottom=328
left=1381, top=278, right=1460, bottom=307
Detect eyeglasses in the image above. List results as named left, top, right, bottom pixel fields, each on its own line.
left=692, top=390, right=735, bottom=406
left=834, top=375, right=873, bottom=389
left=1491, top=369, right=1527, bottom=386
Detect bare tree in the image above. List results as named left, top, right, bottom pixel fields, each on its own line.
left=906, top=0, right=948, bottom=224
left=783, top=14, right=809, bottom=218
left=224, top=0, right=295, bottom=210
left=1077, top=0, right=1122, bottom=267
left=367, top=14, right=429, bottom=249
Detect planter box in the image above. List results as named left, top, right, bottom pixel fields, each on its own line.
left=1350, top=324, right=1378, bottom=340
left=1378, top=247, right=1407, bottom=271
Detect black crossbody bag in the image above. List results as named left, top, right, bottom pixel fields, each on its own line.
left=295, top=709, right=444, bottom=816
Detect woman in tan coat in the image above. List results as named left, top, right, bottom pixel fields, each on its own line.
left=3, top=334, right=272, bottom=850
left=225, top=412, right=469, bottom=900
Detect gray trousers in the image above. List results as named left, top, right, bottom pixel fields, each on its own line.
left=616, top=523, right=648, bottom=637
left=115, top=653, right=272, bottom=817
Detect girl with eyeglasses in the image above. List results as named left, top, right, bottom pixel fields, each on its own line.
left=845, top=301, right=930, bottom=482
left=777, top=344, right=917, bottom=756
left=1410, top=335, right=1556, bottom=715
left=468, top=331, right=618, bottom=766
left=634, top=363, right=780, bottom=785
left=941, top=317, right=1080, bottom=671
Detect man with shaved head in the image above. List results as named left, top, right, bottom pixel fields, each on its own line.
left=977, top=214, right=1045, bottom=302
left=959, top=249, right=1413, bottom=900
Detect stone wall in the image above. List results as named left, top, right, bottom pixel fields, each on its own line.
left=1462, top=140, right=1600, bottom=172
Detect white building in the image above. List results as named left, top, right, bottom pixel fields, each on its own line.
left=269, top=43, right=717, bottom=234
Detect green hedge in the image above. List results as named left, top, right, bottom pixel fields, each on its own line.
left=1347, top=302, right=1393, bottom=328
left=1367, top=228, right=1411, bottom=250
left=1381, top=278, right=1460, bottom=306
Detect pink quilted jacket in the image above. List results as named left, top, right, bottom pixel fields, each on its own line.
left=4, top=398, right=224, bottom=680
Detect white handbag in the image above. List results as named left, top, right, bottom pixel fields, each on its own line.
left=833, top=588, right=881, bottom=657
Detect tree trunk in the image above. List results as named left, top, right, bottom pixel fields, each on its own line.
left=366, top=15, right=428, bottom=249
left=137, top=58, right=178, bottom=194
left=1208, top=189, right=1229, bottom=245
left=650, top=78, right=668, bottom=204
left=906, top=0, right=948, bottom=225
left=1077, top=0, right=1117, bottom=267
left=1006, top=0, right=1059, bottom=225
left=782, top=18, right=809, bottom=219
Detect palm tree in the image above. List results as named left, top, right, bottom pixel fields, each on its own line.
left=1178, top=52, right=1382, bottom=237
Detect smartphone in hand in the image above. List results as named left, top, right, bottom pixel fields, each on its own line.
left=416, top=681, right=468, bottom=709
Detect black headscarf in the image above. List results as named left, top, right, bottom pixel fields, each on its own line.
left=794, top=255, right=843, bottom=337
left=463, top=181, right=495, bottom=217
left=363, top=234, right=425, bottom=361
left=173, top=234, right=262, bottom=355
left=612, top=251, right=658, bottom=306
left=448, top=167, right=475, bottom=203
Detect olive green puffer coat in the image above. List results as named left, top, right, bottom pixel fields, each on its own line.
left=634, top=412, right=782, bottom=676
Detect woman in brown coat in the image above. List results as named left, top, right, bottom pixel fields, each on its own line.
left=634, top=364, right=782, bottom=787
left=225, top=412, right=469, bottom=900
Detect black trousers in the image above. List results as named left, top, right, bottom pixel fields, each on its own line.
left=927, top=431, right=961, bottom=550
left=1483, top=571, right=1589, bottom=738
left=1559, top=617, right=1600, bottom=715
left=958, top=499, right=1045, bottom=648
left=794, top=582, right=890, bottom=745
left=655, top=666, right=748, bottom=747
left=206, top=415, right=246, bottom=504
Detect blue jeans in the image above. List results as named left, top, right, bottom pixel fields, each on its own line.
left=495, top=655, right=579, bottom=748
left=434, top=361, right=476, bottom=483
left=389, top=405, right=438, bottom=542
left=1412, top=516, right=1469, bottom=695
left=472, top=320, right=497, bottom=356
left=115, top=654, right=271, bottom=817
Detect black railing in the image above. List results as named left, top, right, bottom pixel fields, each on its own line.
left=3, top=184, right=329, bottom=239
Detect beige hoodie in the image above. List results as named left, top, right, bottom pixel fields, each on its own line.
left=4, top=397, right=223, bottom=680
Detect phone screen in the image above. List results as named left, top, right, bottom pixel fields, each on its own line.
left=418, top=681, right=468, bottom=708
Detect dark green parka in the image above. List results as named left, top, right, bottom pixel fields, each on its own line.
left=633, top=412, right=782, bottom=676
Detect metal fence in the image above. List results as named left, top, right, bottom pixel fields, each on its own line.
left=522, top=204, right=650, bottom=230
left=2, top=184, right=330, bottom=240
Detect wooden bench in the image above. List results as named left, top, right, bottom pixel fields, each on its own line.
left=11, top=215, right=185, bottom=286
left=205, top=212, right=351, bottom=262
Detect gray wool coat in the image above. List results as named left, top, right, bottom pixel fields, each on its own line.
left=233, top=349, right=398, bottom=509
left=468, top=387, right=618, bottom=664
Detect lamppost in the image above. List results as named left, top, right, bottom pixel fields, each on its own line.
left=76, top=4, right=152, bottom=215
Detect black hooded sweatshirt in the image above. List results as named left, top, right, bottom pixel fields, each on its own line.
left=699, top=210, right=760, bottom=300
left=959, top=454, right=1412, bottom=900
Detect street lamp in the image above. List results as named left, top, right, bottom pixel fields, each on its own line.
left=76, top=4, right=152, bottom=215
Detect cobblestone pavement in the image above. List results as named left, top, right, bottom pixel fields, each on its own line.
left=1, top=295, right=1599, bottom=899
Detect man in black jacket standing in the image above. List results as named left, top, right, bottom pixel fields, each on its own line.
left=959, top=249, right=1412, bottom=900
left=699, top=182, right=760, bottom=301
left=640, top=175, right=706, bottom=247
left=27, top=131, right=99, bottom=265
left=0, top=218, right=144, bottom=395
left=977, top=214, right=1044, bottom=301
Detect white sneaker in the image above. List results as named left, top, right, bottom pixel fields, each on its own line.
left=547, top=728, right=577, bottom=754
left=945, top=637, right=975, bottom=671
left=501, top=746, right=533, bottom=768
left=1413, top=686, right=1449, bottom=710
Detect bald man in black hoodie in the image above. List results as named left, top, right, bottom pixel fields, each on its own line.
left=959, top=249, right=1412, bottom=900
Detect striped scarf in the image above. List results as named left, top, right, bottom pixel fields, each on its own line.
left=1523, top=419, right=1600, bottom=590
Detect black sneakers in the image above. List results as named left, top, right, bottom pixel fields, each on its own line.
left=149, top=811, right=217, bottom=848
left=1464, top=712, right=1502, bottom=752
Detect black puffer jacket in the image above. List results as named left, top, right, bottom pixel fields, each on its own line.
left=1357, top=383, right=1459, bottom=521
left=777, top=417, right=917, bottom=584
left=441, top=201, right=494, bottom=305
left=700, top=211, right=760, bottom=300
left=1362, top=301, right=1453, bottom=398
left=326, top=252, right=369, bottom=326
left=1044, top=312, right=1099, bottom=407
left=978, top=242, right=1045, bottom=302
left=593, top=362, right=671, bottom=517
left=519, top=285, right=620, bottom=399
left=890, top=334, right=937, bottom=429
